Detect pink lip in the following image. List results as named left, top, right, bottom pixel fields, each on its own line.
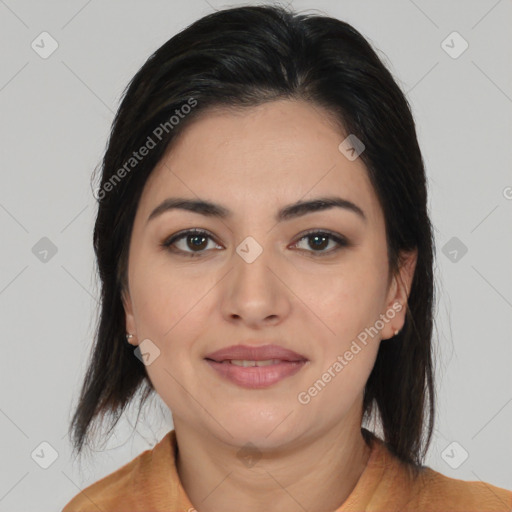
left=204, top=344, right=307, bottom=362
left=204, top=344, right=308, bottom=389
left=205, top=360, right=307, bottom=389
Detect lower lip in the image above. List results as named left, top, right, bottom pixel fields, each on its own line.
left=205, top=359, right=307, bottom=389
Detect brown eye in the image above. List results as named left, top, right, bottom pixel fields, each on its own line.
left=161, top=229, right=221, bottom=257
left=292, top=230, right=349, bottom=256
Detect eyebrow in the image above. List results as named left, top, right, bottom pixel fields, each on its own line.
left=146, top=196, right=367, bottom=225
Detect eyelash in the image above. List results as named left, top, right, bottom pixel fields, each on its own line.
left=161, top=228, right=350, bottom=258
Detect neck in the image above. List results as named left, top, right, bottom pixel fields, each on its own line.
left=174, top=414, right=372, bottom=512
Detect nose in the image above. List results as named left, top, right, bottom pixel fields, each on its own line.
left=220, top=238, right=291, bottom=328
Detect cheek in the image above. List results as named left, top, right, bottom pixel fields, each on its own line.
left=129, top=259, right=213, bottom=392
left=299, top=264, right=386, bottom=342
left=130, top=252, right=202, bottom=337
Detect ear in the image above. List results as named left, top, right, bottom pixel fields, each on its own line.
left=380, top=248, right=418, bottom=341
left=121, top=286, right=139, bottom=346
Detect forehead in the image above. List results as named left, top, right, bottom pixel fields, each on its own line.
left=138, top=100, right=383, bottom=228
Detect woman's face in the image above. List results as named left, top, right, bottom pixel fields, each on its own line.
left=123, top=99, right=416, bottom=449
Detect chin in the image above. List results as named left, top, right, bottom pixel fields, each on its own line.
left=220, top=412, right=302, bottom=446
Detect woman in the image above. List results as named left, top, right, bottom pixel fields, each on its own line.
left=62, top=4, right=511, bottom=511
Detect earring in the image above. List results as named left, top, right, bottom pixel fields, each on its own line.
left=393, top=328, right=400, bottom=336
left=126, top=333, right=134, bottom=342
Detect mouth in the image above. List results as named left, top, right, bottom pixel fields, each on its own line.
left=204, top=344, right=308, bottom=389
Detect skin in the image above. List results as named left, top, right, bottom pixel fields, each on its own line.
left=123, top=99, right=417, bottom=512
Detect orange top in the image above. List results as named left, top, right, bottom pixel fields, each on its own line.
left=62, top=429, right=512, bottom=511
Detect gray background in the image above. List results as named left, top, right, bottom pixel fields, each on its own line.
left=0, top=0, right=511, bottom=510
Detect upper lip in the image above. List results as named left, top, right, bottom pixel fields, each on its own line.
left=205, top=344, right=308, bottom=362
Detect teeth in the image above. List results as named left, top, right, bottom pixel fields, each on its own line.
left=229, top=359, right=282, bottom=367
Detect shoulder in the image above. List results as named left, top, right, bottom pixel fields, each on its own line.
left=409, top=467, right=512, bottom=511
left=365, top=434, right=512, bottom=512
left=393, top=460, right=512, bottom=511
left=61, top=432, right=174, bottom=512
left=61, top=449, right=153, bottom=511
